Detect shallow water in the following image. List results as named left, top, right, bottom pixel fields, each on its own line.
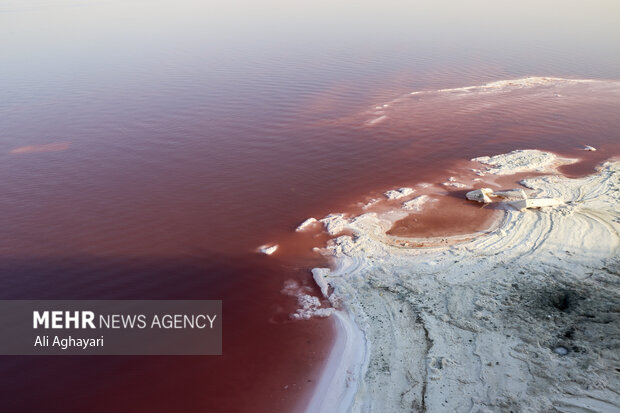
left=1, top=1, right=619, bottom=412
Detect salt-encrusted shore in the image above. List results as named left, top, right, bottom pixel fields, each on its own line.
left=308, top=150, right=620, bottom=412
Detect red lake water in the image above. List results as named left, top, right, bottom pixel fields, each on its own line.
left=1, top=1, right=619, bottom=412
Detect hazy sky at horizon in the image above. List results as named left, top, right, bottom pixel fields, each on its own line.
left=2, top=0, right=619, bottom=99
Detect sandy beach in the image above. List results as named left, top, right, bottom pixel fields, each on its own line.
left=307, top=149, right=619, bottom=412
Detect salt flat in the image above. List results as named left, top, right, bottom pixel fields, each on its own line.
left=309, top=150, right=620, bottom=412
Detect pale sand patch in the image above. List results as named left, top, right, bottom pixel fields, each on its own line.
left=308, top=150, right=619, bottom=412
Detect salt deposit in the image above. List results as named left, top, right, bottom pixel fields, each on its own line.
left=441, top=176, right=468, bottom=188
left=402, top=195, right=434, bottom=211
left=257, top=244, right=278, bottom=255
left=472, top=149, right=575, bottom=175
left=442, top=181, right=467, bottom=188
left=418, top=77, right=595, bottom=96
left=296, top=217, right=319, bottom=232
left=311, top=268, right=331, bottom=298
left=384, top=187, right=415, bottom=200
left=319, top=214, right=349, bottom=236
left=305, top=311, right=368, bottom=413
left=308, top=150, right=620, bottom=412
left=281, top=280, right=333, bottom=320
left=494, top=188, right=528, bottom=201
left=511, top=197, right=563, bottom=210
left=465, top=188, right=494, bottom=203
left=362, top=198, right=381, bottom=210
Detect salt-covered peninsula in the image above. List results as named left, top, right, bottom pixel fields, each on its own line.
left=305, top=149, right=619, bottom=412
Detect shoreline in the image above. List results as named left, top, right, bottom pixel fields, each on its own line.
left=305, top=150, right=619, bottom=412
left=304, top=309, right=368, bottom=413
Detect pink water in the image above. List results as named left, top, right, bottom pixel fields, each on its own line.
left=1, top=1, right=620, bottom=412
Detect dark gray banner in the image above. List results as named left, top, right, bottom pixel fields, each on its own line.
left=0, top=300, right=222, bottom=355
